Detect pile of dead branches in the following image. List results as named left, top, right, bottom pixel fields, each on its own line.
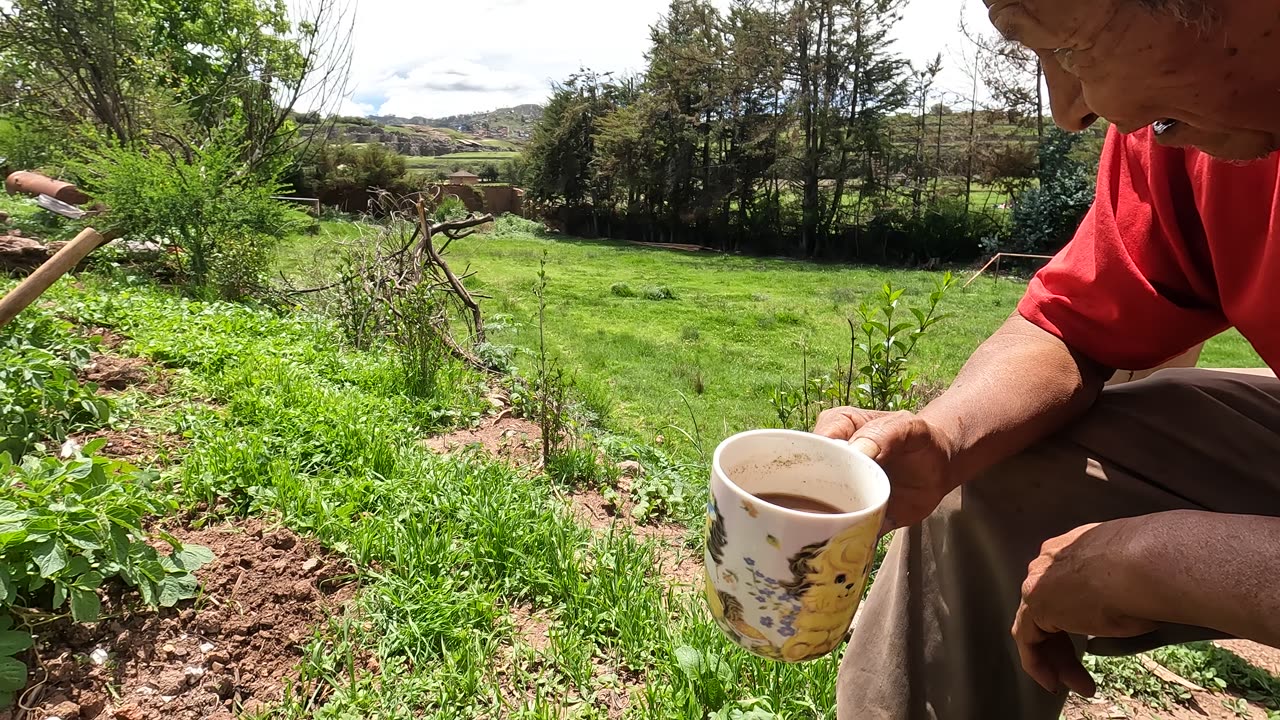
left=292, top=188, right=499, bottom=373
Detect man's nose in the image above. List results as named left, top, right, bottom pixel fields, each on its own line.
left=1041, top=55, right=1099, bottom=131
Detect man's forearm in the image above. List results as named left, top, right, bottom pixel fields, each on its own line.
left=1121, top=511, right=1280, bottom=647
left=918, top=313, right=1112, bottom=488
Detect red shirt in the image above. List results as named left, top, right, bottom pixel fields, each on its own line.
left=1019, top=125, right=1280, bottom=371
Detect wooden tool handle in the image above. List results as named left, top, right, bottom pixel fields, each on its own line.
left=0, top=226, right=108, bottom=329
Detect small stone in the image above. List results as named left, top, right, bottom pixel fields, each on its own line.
left=211, top=661, right=225, bottom=673
left=161, top=643, right=177, bottom=656
left=292, top=580, right=315, bottom=600
left=156, top=669, right=188, bottom=696
left=264, top=531, right=296, bottom=550
left=79, top=692, right=107, bottom=718
left=90, top=647, right=109, bottom=665
left=48, top=700, right=80, bottom=719
left=113, top=706, right=144, bottom=720
left=207, top=650, right=229, bottom=664
left=616, top=460, right=644, bottom=478
left=301, top=558, right=322, bottom=574
left=199, top=642, right=215, bottom=653
left=185, top=666, right=206, bottom=678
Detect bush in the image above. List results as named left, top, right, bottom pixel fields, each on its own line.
left=73, top=133, right=307, bottom=297
left=642, top=285, right=676, bottom=301
left=0, top=308, right=109, bottom=458
left=609, top=282, right=637, bottom=298
left=1009, top=128, right=1095, bottom=254
left=492, top=214, right=548, bottom=237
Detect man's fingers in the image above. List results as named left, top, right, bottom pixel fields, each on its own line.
left=1014, top=606, right=1097, bottom=697
left=851, top=413, right=931, bottom=464
left=1013, top=606, right=1060, bottom=692
left=812, top=407, right=888, bottom=442
left=851, top=436, right=881, bottom=459
left=1052, top=648, right=1098, bottom=698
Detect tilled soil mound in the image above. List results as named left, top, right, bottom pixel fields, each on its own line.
left=6, top=519, right=355, bottom=720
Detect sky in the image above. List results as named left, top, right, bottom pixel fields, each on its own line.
left=329, top=0, right=992, bottom=120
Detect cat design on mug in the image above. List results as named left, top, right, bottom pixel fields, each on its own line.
left=706, top=500, right=729, bottom=566
left=776, top=520, right=879, bottom=662
left=703, top=567, right=783, bottom=659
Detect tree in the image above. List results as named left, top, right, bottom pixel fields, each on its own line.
left=479, top=162, right=501, bottom=183
left=786, top=0, right=910, bottom=256
left=961, top=15, right=1044, bottom=140
left=1008, top=128, right=1094, bottom=253
left=0, top=0, right=353, bottom=174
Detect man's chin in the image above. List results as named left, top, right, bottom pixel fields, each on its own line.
left=1192, top=134, right=1279, bottom=163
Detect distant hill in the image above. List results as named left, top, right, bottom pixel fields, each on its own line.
left=370, top=104, right=543, bottom=141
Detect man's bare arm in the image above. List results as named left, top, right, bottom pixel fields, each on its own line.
left=920, top=313, right=1114, bottom=487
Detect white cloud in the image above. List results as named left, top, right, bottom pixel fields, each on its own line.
left=308, top=0, right=994, bottom=119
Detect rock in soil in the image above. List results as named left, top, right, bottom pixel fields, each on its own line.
left=23, top=519, right=355, bottom=719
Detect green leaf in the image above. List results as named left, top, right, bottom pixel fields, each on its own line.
left=0, top=656, right=25, bottom=692
left=64, top=526, right=102, bottom=551
left=0, top=568, right=12, bottom=604
left=156, top=529, right=183, bottom=551
left=75, top=571, right=104, bottom=590
left=70, top=588, right=102, bottom=622
left=82, top=437, right=108, bottom=455
left=174, top=544, right=214, bottom=571
left=0, top=630, right=32, bottom=657
left=157, top=573, right=199, bottom=607
left=32, top=539, right=67, bottom=577
left=675, top=645, right=703, bottom=676
left=51, top=583, right=66, bottom=610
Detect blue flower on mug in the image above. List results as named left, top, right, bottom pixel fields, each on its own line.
left=779, top=625, right=797, bottom=638
left=745, top=557, right=756, bottom=567
left=760, top=617, right=774, bottom=628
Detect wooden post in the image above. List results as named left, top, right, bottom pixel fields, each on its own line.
left=0, top=227, right=108, bottom=329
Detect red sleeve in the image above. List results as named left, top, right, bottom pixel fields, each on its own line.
left=1017, top=126, right=1228, bottom=371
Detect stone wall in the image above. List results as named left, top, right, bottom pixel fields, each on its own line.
left=437, top=184, right=524, bottom=216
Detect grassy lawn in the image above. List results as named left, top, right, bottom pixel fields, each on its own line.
left=443, top=229, right=1262, bottom=451
left=403, top=152, right=520, bottom=166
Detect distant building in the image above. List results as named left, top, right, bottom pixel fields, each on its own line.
left=448, top=170, right=480, bottom=186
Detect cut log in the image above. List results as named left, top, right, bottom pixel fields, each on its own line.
left=5, top=171, right=91, bottom=205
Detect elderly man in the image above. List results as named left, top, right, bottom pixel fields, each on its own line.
left=816, top=0, right=1280, bottom=717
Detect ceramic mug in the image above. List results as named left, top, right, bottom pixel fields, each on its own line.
left=703, top=429, right=889, bottom=663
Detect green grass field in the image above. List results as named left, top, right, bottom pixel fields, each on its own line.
left=404, top=151, right=519, bottom=176
left=279, top=222, right=1263, bottom=454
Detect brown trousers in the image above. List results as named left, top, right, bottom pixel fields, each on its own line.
left=836, top=369, right=1280, bottom=720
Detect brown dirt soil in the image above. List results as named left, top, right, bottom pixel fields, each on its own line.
left=1216, top=640, right=1280, bottom=678
left=70, top=428, right=186, bottom=466
left=82, top=327, right=128, bottom=352
left=9, top=519, right=355, bottom=720
left=79, top=354, right=168, bottom=395
left=1065, top=691, right=1271, bottom=720
left=422, top=415, right=542, bottom=468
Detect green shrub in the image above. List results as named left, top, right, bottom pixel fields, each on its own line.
left=642, top=285, right=676, bottom=301
left=1009, top=128, right=1095, bottom=255
left=0, top=307, right=109, bottom=458
left=72, top=132, right=307, bottom=297
left=610, top=282, right=637, bottom=298
left=492, top=214, right=548, bottom=237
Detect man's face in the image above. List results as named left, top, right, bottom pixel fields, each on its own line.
left=985, top=0, right=1280, bottom=160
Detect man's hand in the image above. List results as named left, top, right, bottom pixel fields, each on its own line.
left=1012, top=520, right=1159, bottom=697
left=813, top=408, right=956, bottom=530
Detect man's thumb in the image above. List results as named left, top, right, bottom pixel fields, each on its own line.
left=851, top=436, right=882, bottom=460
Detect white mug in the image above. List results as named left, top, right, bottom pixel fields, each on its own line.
left=703, top=429, right=889, bottom=663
